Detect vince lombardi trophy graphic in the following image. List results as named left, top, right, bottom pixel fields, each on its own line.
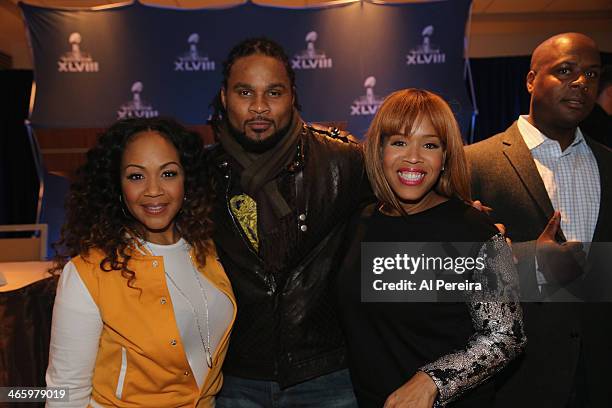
left=422, top=26, right=433, bottom=53
left=131, top=82, right=143, bottom=110
left=305, top=31, right=317, bottom=59
left=364, top=76, right=376, bottom=105
left=58, top=31, right=98, bottom=72
left=69, top=32, right=82, bottom=59
left=188, top=33, right=200, bottom=60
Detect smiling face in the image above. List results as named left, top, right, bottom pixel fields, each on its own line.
left=120, top=131, right=184, bottom=245
left=221, top=54, right=294, bottom=143
left=382, top=117, right=446, bottom=214
left=527, top=33, right=601, bottom=139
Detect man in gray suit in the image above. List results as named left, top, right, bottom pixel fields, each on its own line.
left=466, top=33, right=611, bottom=408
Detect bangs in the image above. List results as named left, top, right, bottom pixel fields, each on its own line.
left=364, top=87, right=469, bottom=211
left=378, top=95, right=422, bottom=138
left=376, top=90, right=449, bottom=147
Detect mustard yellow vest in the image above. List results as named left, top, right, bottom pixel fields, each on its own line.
left=72, top=243, right=236, bottom=408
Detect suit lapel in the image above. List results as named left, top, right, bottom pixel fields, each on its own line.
left=501, top=122, right=555, bottom=222
left=587, top=139, right=612, bottom=242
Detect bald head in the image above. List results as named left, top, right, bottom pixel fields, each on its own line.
left=526, top=32, right=601, bottom=148
left=530, top=33, right=599, bottom=72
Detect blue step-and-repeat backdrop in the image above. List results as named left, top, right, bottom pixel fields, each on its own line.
left=21, top=0, right=473, bottom=138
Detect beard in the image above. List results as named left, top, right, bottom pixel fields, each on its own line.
left=229, top=112, right=293, bottom=153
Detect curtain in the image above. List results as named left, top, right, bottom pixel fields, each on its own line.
left=0, top=70, right=37, bottom=226
left=469, top=53, right=612, bottom=144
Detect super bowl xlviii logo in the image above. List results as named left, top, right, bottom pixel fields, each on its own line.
left=350, top=76, right=384, bottom=116
left=57, top=32, right=99, bottom=73
left=406, top=25, right=446, bottom=65
left=291, top=31, right=333, bottom=70
left=117, top=82, right=159, bottom=119
left=174, top=33, right=215, bottom=72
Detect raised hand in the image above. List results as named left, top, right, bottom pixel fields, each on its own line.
left=536, top=211, right=586, bottom=285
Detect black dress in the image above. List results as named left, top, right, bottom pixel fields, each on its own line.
left=337, top=199, right=525, bottom=407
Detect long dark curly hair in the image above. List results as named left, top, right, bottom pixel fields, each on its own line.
left=51, top=117, right=214, bottom=289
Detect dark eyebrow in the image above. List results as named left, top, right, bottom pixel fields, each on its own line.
left=267, top=83, right=288, bottom=89
left=123, top=161, right=181, bottom=171
left=160, top=161, right=181, bottom=169
left=554, top=60, right=601, bottom=69
left=232, top=82, right=288, bottom=90
left=123, top=164, right=144, bottom=170
left=232, top=82, right=252, bottom=90
left=386, top=133, right=440, bottom=139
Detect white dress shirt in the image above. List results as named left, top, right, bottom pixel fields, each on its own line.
left=517, top=115, right=601, bottom=285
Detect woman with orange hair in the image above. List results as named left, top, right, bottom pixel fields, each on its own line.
left=337, top=89, right=526, bottom=408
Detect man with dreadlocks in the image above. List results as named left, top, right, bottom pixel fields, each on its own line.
left=208, top=38, right=367, bottom=407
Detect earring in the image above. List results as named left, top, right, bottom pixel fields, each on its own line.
left=119, top=194, right=130, bottom=218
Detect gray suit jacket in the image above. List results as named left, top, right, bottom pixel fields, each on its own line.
left=466, top=122, right=612, bottom=407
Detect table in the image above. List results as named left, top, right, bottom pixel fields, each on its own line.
left=0, top=262, right=52, bottom=292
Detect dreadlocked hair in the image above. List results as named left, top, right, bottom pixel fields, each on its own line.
left=209, top=37, right=301, bottom=128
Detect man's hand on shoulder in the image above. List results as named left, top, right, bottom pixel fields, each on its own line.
left=307, top=123, right=358, bottom=143
left=471, top=200, right=493, bottom=215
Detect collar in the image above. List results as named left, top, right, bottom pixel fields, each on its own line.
left=517, top=115, right=585, bottom=152
left=123, top=232, right=186, bottom=258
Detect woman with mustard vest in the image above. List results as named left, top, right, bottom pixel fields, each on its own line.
left=46, top=118, right=236, bottom=407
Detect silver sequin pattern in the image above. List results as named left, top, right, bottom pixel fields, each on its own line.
left=420, top=233, right=526, bottom=406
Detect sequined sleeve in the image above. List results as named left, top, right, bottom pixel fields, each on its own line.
left=420, top=233, right=526, bottom=406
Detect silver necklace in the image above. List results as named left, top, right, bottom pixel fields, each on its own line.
left=143, top=240, right=213, bottom=369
